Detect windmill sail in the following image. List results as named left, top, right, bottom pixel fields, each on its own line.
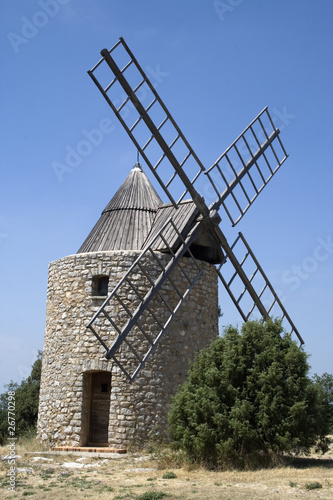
left=88, top=37, right=208, bottom=216
left=206, top=107, right=288, bottom=226
left=217, top=232, right=304, bottom=345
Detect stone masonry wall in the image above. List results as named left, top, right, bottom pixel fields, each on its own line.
left=37, top=251, right=218, bottom=448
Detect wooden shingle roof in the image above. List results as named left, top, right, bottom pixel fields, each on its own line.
left=144, top=200, right=199, bottom=251
left=77, top=164, right=162, bottom=252
left=146, top=200, right=224, bottom=263
left=77, top=163, right=224, bottom=263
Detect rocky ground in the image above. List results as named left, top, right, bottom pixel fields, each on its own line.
left=0, top=440, right=332, bottom=499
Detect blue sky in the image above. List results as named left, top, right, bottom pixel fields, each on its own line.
left=0, top=0, right=332, bottom=390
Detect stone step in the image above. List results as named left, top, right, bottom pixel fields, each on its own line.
left=52, top=446, right=127, bottom=454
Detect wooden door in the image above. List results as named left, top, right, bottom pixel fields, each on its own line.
left=89, top=372, right=111, bottom=444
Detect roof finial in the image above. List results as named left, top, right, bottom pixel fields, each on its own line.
left=132, top=151, right=142, bottom=172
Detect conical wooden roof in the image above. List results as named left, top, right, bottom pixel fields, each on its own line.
left=77, top=164, right=162, bottom=252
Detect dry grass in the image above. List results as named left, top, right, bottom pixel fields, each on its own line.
left=0, top=437, right=332, bottom=499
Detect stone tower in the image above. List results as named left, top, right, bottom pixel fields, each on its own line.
left=37, top=163, right=219, bottom=449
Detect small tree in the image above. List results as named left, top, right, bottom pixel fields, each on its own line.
left=168, top=319, right=330, bottom=469
left=0, top=352, right=42, bottom=444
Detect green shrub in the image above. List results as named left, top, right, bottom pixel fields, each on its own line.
left=137, top=492, right=168, bottom=500
left=305, top=481, right=322, bottom=490
left=0, top=352, right=42, bottom=444
left=162, top=471, right=177, bottom=479
left=168, top=319, right=331, bottom=469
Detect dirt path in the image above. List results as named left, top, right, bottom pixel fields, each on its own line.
left=1, top=445, right=332, bottom=499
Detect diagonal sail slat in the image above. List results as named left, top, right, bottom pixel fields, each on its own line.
left=217, top=232, right=304, bottom=345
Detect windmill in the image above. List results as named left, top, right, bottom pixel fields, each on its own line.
left=86, top=37, right=304, bottom=383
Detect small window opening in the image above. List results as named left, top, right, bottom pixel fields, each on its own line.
left=101, top=383, right=108, bottom=393
left=93, top=276, right=109, bottom=297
